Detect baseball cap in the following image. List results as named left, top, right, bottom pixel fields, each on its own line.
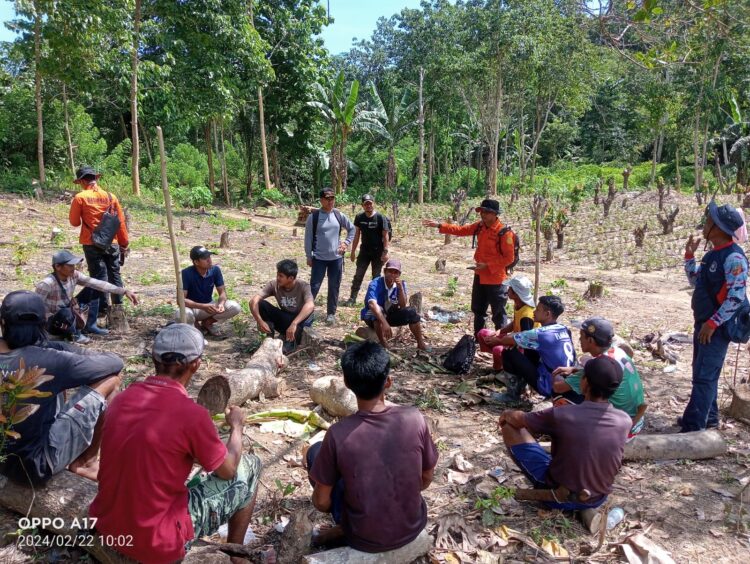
left=152, top=323, right=205, bottom=363
left=319, top=187, right=335, bottom=198
left=74, top=166, right=100, bottom=183
left=0, top=291, right=47, bottom=325
left=582, top=355, right=623, bottom=396
left=52, top=250, right=84, bottom=266
left=475, top=199, right=501, bottom=214
left=189, top=246, right=215, bottom=261
left=361, top=194, right=374, bottom=203
left=575, top=316, right=615, bottom=347
left=384, top=258, right=402, bottom=272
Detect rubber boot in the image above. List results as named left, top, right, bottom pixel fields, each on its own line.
left=491, top=373, right=525, bottom=403
left=83, top=299, right=109, bottom=335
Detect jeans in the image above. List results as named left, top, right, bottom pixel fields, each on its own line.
left=310, top=257, right=344, bottom=315
left=79, top=245, right=123, bottom=306
left=470, top=275, right=507, bottom=336
left=349, top=250, right=384, bottom=300
left=681, top=322, right=730, bottom=432
left=503, top=347, right=543, bottom=394
left=306, top=442, right=344, bottom=524
left=258, top=300, right=313, bottom=344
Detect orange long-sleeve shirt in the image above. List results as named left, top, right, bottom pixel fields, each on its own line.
left=439, top=219, right=515, bottom=284
left=69, top=185, right=129, bottom=247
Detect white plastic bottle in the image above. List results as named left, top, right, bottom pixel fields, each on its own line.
left=606, top=507, right=625, bottom=529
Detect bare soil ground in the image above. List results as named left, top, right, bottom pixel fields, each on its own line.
left=0, top=187, right=749, bottom=563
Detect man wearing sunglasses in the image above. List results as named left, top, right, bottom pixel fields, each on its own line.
left=304, top=188, right=355, bottom=325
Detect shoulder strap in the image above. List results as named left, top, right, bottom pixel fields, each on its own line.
left=312, top=210, right=320, bottom=252
left=52, top=274, right=73, bottom=307
left=332, top=209, right=344, bottom=231
left=106, top=192, right=115, bottom=214
left=471, top=222, right=482, bottom=249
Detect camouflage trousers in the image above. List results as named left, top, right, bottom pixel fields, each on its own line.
left=186, top=453, right=262, bottom=546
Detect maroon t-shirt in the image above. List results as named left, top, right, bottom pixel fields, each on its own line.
left=524, top=401, right=630, bottom=502
left=310, top=405, right=438, bottom=552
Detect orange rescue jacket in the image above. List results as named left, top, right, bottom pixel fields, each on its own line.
left=439, top=219, right=515, bottom=285
left=69, top=185, right=129, bottom=247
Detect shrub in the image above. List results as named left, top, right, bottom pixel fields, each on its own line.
left=259, top=187, right=292, bottom=205
left=174, top=185, right=213, bottom=208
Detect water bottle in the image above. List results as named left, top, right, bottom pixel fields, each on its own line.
left=606, top=507, right=625, bottom=529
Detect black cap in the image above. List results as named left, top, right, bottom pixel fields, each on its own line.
left=189, top=246, right=215, bottom=261
left=475, top=199, right=501, bottom=214
left=361, top=194, right=374, bottom=203
left=319, top=187, right=335, bottom=198
left=52, top=250, right=84, bottom=266
left=583, top=356, right=623, bottom=396
left=0, top=291, right=47, bottom=325
left=577, top=317, right=615, bottom=347
left=74, top=166, right=100, bottom=183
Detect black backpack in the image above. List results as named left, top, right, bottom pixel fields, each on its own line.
left=472, top=223, right=520, bottom=274
left=311, top=209, right=345, bottom=253
left=443, top=335, right=477, bottom=374
left=85, top=192, right=121, bottom=250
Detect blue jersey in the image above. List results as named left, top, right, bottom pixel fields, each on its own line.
left=514, top=323, right=576, bottom=397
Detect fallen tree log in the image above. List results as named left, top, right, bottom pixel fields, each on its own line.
left=197, top=338, right=287, bottom=414
left=302, top=529, right=431, bottom=563
left=622, top=430, right=727, bottom=461
left=0, top=471, right=132, bottom=563
left=310, top=375, right=357, bottom=417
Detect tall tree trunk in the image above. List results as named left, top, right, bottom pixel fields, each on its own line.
left=270, top=132, right=282, bottom=190
left=501, top=125, right=509, bottom=192
left=62, top=83, right=75, bottom=175
left=205, top=121, right=215, bottom=195
left=212, top=119, right=222, bottom=198
left=656, top=129, right=665, bottom=163
left=219, top=119, right=230, bottom=206
left=140, top=120, right=153, bottom=165
left=340, top=133, right=349, bottom=192
left=119, top=113, right=128, bottom=140
left=258, top=87, right=272, bottom=190
left=484, top=72, right=503, bottom=196
left=675, top=147, right=681, bottom=191
left=428, top=126, right=434, bottom=201
left=650, top=131, right=659, bottom=185
left=693, top=110, right=702, bottom=191
left=130, top=0, right=141, bottom=195
left=33, top=0, right=45, bottom=183
left=518, top=112, right=526, bottom=184
left=417, top=67, right=425, bottom=204
left=385, top=148, right=396, bottom=189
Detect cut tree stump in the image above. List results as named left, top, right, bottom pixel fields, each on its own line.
left=409, top=291, right=423, bottom=316
left=0, top=471, right=133, bottom=563
left=583, top=281, right=604, bottom=300
left=277, top=509, right=314, bottom=564
left=623, top=430, right=726, bottom=461
left=107, top=304, right=129, bottom=332
left=302, top=529, right=431, bottom=563
left=180, top=219, right=187, bottom=231
left=310, top=375, right=357, bottom=417
left=197, top=338, right=287, bottom=413
left=435, top=258, right=446, bottom=273
left=219, top=231, right=230, bottom=248
left=296, top=205, right=317, bottom=226
left=728, top=384, right=750, bottom=421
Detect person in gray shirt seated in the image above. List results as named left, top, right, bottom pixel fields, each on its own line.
left=304, top=187, right=355, bottom=325
left=0, top=291, right=123, bottom=484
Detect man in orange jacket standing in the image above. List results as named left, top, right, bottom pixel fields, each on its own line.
left=69, top=166, right=130, bottom=335
left=423, top=199, right=516, bottom=336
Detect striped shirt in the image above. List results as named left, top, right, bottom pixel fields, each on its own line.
left=35, top=272, right=126, bottom=318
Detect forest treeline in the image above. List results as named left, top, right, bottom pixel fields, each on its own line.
left=0, top=0, right=748, bottom=207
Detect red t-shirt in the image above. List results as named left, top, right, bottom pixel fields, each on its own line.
left=89, top=376, right=227, bottom=563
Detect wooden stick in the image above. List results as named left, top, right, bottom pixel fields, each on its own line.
left=156, top=126, right=186, bottom=323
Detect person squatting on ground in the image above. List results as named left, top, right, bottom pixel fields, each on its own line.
left=499, top=355, right=632, bottom=511
left=90, top=323, right=261, bottom=564
left=68, top=166, right=129, bottom=330
left=0, top=291, right=123, bottom=484
left=491, top=295, right=576, bottom=402
left=681, top=201, right=747, bottom=432
left=306, top=340, right=438, bottom=551
left=305, top=188, right=355, bottom=325
left=36, top=250, right=138, bottom=344
left=344, top=193, right=390, bottom=306
left=178, top=245, right=241, bottom=337
left=551, top=316, right=647, bottom=440
left=422, top=198, right=516, bottom=336
left=250, top=259, right=315, bottom=355
left=360, top=258, right=428, bottom=351
left=477, top=276, right=537, bottom=371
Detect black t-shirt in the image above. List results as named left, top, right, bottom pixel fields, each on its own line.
left=0, top=341, right=124, bottom=483
left=354, top=212, right=386, bottom=254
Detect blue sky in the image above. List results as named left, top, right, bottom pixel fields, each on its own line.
left=0, top=0, right=422, bottom=53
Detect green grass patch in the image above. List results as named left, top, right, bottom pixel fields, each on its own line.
left=129, top=234, right=166, bottom=250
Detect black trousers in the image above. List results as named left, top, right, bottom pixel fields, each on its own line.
left=350, top=249, right=384, bottom=299
left=79, top=245, right=123, bottom=305
left=258, top=300, right=311, bottom=344
left=502, top=347, right=542, bottom=393
left=365, top=306, right=421, bottom=328
left=471, top=275, right=507, bottom=336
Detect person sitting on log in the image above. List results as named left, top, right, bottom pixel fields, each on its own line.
left=498, top=355, right=631, bottom=511
left=90, top=323, right=261, bottom=564
left=249, top=259, right=315, bottom=355
left=551, top=317, right=647, bottom=440
left=490, top=295, right=576, bottom=403
left=178, top=245, right=241, bottom=338
left=306, top=340, right=438, bottom=551
left=360, top=258, right=428, bottom=351
left=0, top=291, right=123, bottom=484
left=477, top=275, right=537, bottom=371
left=35, top=250, right=138, bottom=344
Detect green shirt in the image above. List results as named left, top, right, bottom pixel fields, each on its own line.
left=566, top=346, right=644, bottom=417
